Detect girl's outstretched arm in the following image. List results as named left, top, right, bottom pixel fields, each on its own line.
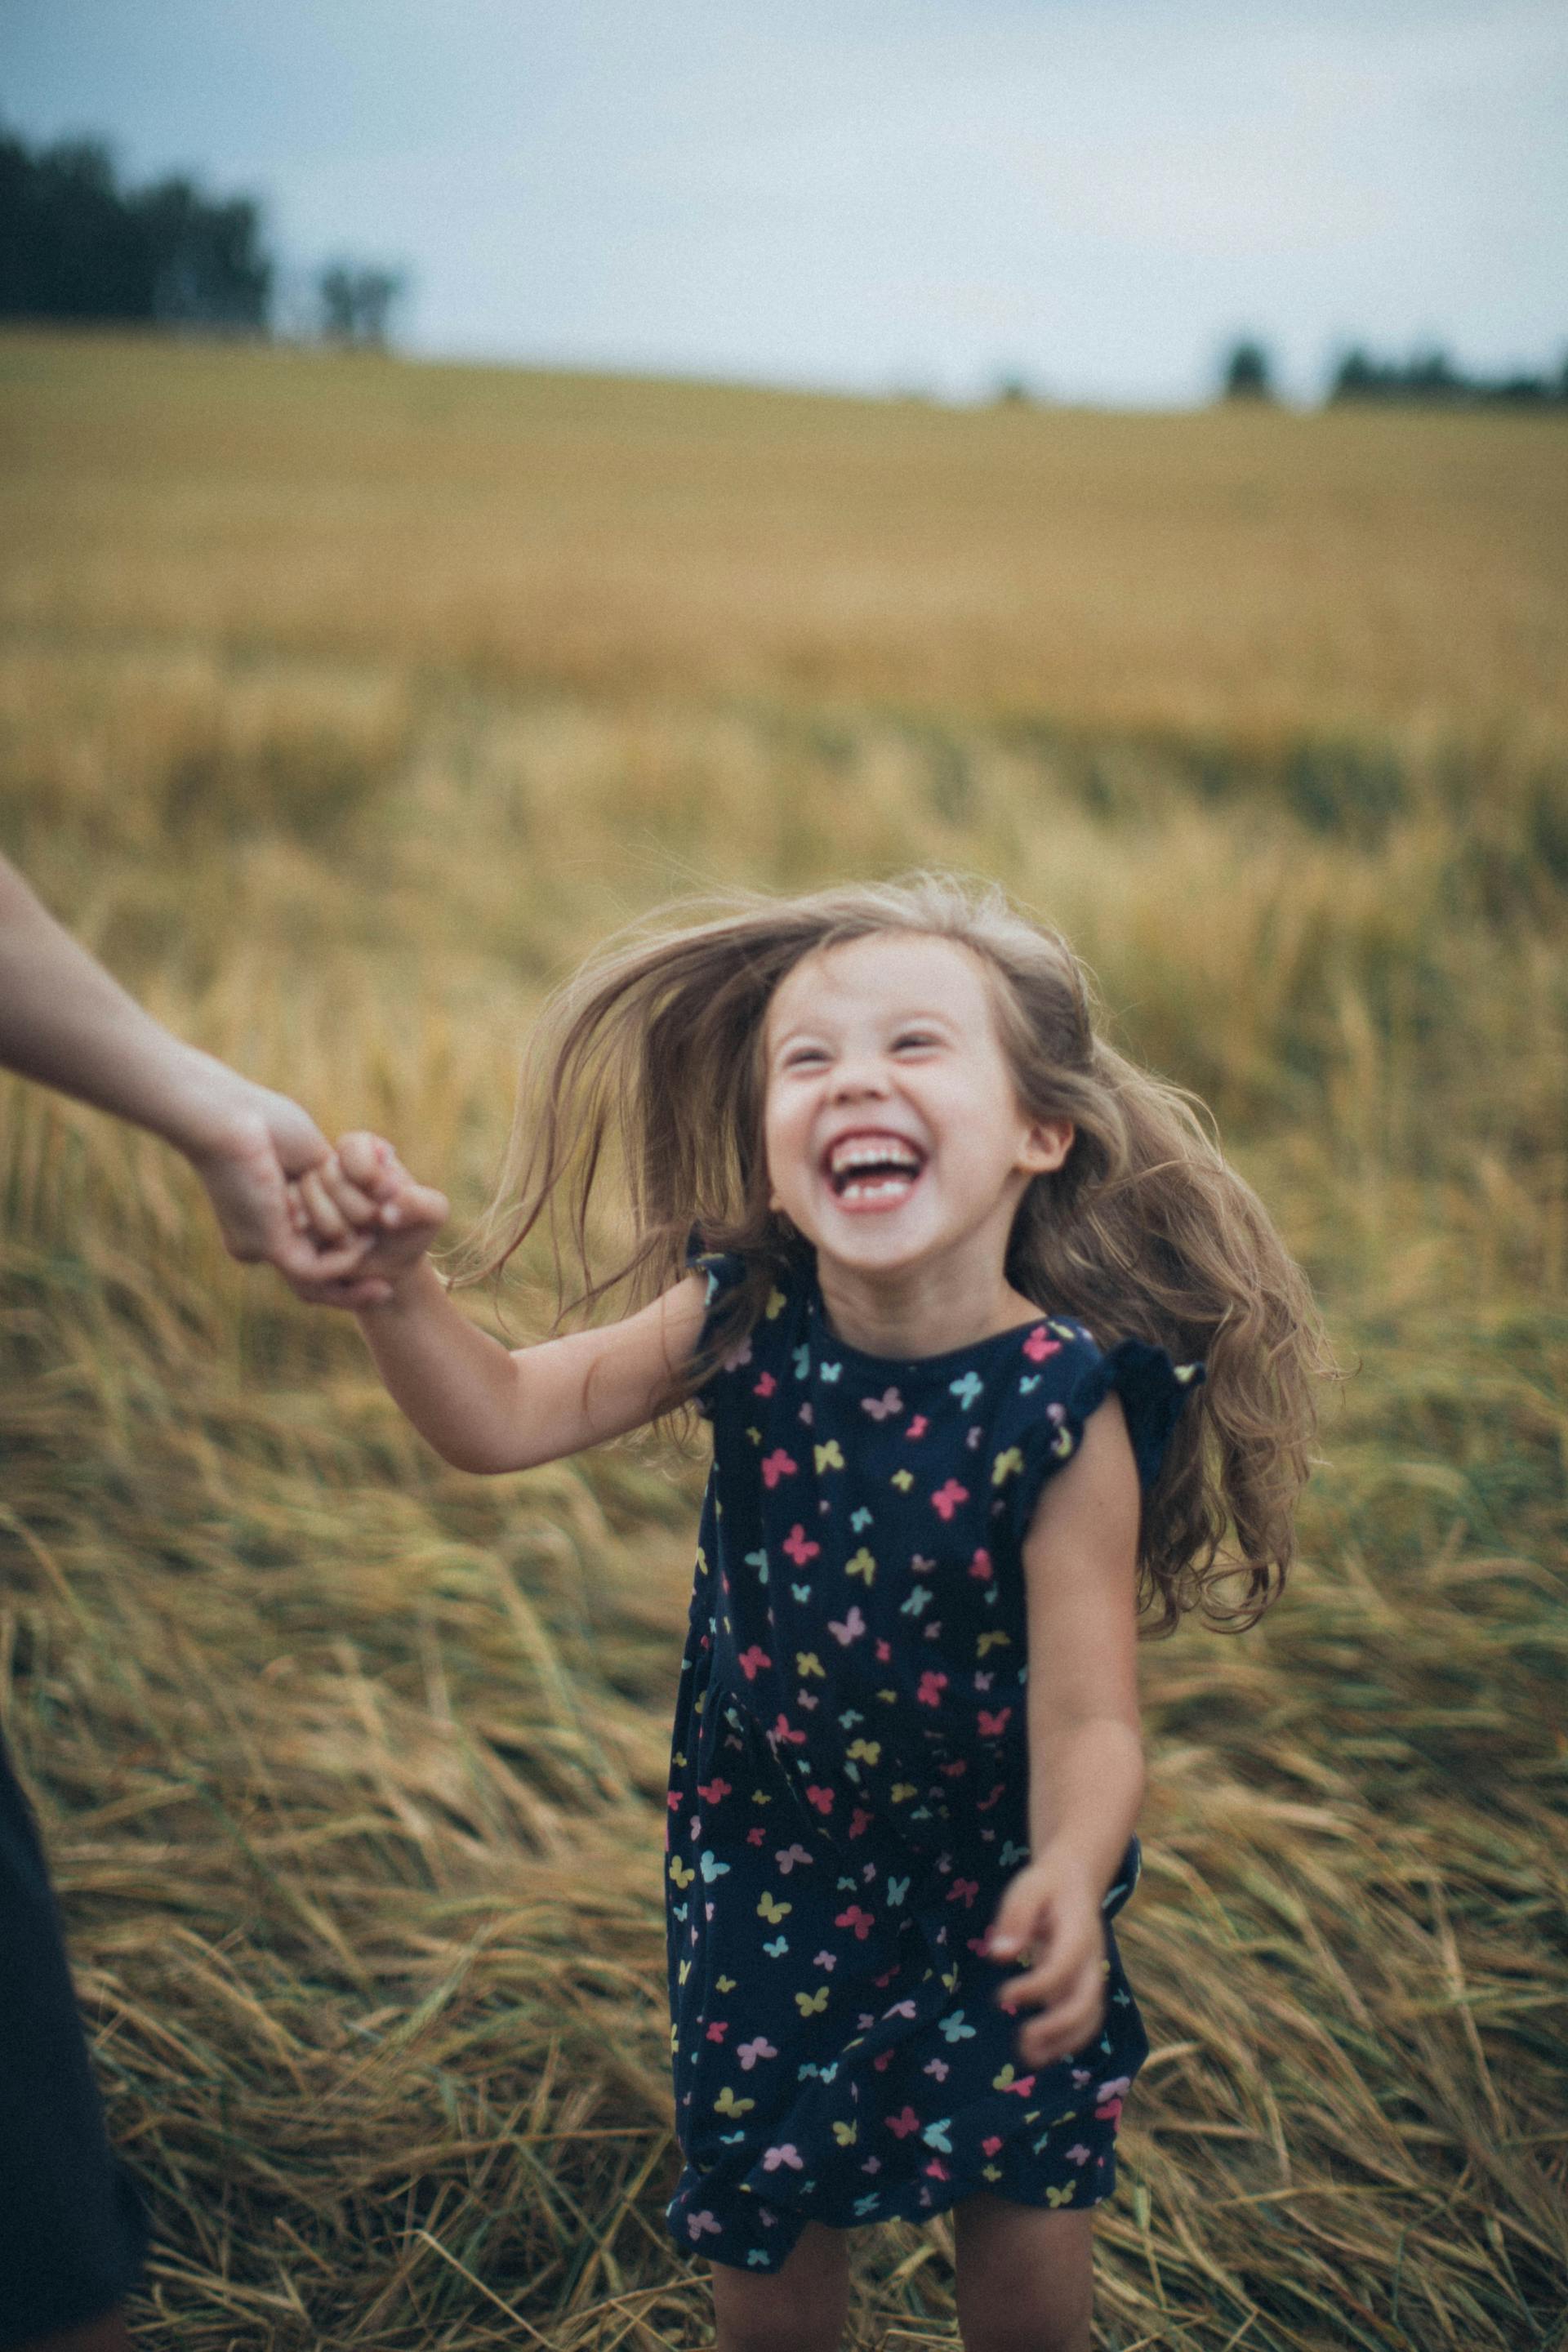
left=358, top=1259, right=708, bottom=1472
left=987, top=1398, right=1145, bottom=2070
left=308, top=1131, right=708, bottom=1473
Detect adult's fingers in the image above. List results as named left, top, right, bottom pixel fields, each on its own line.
left=314, top=1156, right=381, bottom=1229
left=258, top=1091, right=334, bottom=1177
left=296, top=1165, right=351, bottom=1241
left=285, top=1267, right=396, bottom=1309
left=217, top=1197, right=368, bottom=1277
left=270, top=1232, right=378, bottom=1285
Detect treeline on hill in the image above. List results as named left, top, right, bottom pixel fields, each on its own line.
left=0, top=126, right=401, bottom=345
left=1330, top=345, right=1568, bottom=406
left=1222, top=335, right=1568, bottom=409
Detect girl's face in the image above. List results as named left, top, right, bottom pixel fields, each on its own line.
left=761, top=933, right=1071, bottom=1284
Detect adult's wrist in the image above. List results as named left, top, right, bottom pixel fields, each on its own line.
left=143, top=1044, right=266, bottom=1163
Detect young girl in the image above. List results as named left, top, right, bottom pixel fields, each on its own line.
left=291, top=874, right=1323, bottom=2352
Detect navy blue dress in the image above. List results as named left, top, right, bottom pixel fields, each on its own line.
left=663, top=1250, right=1204, bottom=2271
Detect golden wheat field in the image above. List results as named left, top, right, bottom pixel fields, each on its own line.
left=1, top=326, right=1566, bottom=2350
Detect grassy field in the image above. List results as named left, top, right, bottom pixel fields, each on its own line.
left=1, top=326, right=1565, bottom=2350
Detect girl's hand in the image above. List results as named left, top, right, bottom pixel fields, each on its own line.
left=985, top=1849, right=1107, bottom=2070
left=287, top=1131, right=449, bottom=1308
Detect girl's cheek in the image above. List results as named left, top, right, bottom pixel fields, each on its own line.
left=773, top=1109, right=815, bottom=1177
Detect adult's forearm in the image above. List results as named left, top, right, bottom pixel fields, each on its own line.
left=1026, top=1716, right=1144, bottom=1894
left=0, top=858, right=253, bottom=1155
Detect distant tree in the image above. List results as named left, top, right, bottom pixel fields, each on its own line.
left=0, top=127, right=271, bottom=330
left=136, top=176, right=270, bottom=329
left=1329, top=346, right=1378, bottom=401
left=1, top=134, right=140, bottom=318
left=1489, top=370, right=1553, bottom=408
left=317, top=262, right=405, bottom=349
left=1404, top=345, right=1464, bottom=403
left=1221, top=339, right=1276, bottom=401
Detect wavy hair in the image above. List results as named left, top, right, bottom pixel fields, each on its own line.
left=456, top=872, right=1333, bottom=1632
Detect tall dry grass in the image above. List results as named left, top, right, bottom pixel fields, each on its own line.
left=0, top=329, right=1564, bottom=2347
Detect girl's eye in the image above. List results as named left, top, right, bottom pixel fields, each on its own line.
left=893, top=1032, right=939, bottom=1053
left=783, top=1048, right=829, bottom=1071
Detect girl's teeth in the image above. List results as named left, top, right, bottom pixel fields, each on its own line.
left=840, top=1173, right=915, bottom=1203
left=830, top=1139, right=920, bottom=1175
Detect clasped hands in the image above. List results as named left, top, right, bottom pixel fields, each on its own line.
left=280, top=1129, right=448, bottom=1307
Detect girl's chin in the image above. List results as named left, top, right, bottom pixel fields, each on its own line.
left=814, top=1214, right=939, bottom=1271
left=817, top=1201, right=925, bottom=1245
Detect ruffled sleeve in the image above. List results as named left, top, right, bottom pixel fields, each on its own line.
left=683, top=1234, right=751, bottom=1421
left=1002, top=1321, right=1205, bottom=1543
left=1067, top=1337, right=1205, bottom=1491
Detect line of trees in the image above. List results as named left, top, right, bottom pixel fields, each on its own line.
left=1222, top=336, right=1568, bottom=408
left=0, top=127, right=403, bottom=346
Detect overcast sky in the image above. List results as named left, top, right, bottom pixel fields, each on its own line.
left=6, top=0, right=1565, bottom=403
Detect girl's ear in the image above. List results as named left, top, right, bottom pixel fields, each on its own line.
left=1018, top=1117, right=1074, bottom=1175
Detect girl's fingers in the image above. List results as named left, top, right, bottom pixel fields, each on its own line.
left=1018, top=1997, right=1104, bottom=2068
left=998, top=1937, right=1100, bottom=2016
left=296, top=1154, right=408, bottom=1253
left=1006, top=1958, right=1107, bottom=2064
left=376, top=1179, right=448, bottom=1234
left=984, top=1893, right=1042, bottom=1962
left=406, top=1182, right=449, bottom=1227
left=1023, top=1977, right=1106, bottom=2053
left=336, top=1130, right=398, bottom=1194
left=328, top=1135, right=445, bottom=1236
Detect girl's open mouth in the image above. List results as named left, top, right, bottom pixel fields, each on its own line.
left=824, top=1132, right=926, bottom=1209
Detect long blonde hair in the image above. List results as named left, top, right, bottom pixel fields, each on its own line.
left=458, top=872, right=1333, bottom=1632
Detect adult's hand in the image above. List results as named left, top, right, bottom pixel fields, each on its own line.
left=181, top=1085, right=400, bottom=1305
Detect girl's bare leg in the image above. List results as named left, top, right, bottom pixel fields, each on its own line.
left=23, top=2312, right=136, bottom=2352
left=952, top=2193, right=1094, bottom=2352
left=711, top=2219, right=851, bottom=2352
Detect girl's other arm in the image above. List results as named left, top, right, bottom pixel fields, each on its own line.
left=987, top=1397, right=1144, bottom=2067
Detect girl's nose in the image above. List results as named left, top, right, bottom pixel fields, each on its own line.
left=829, top=1055, right=890, bottom=1101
